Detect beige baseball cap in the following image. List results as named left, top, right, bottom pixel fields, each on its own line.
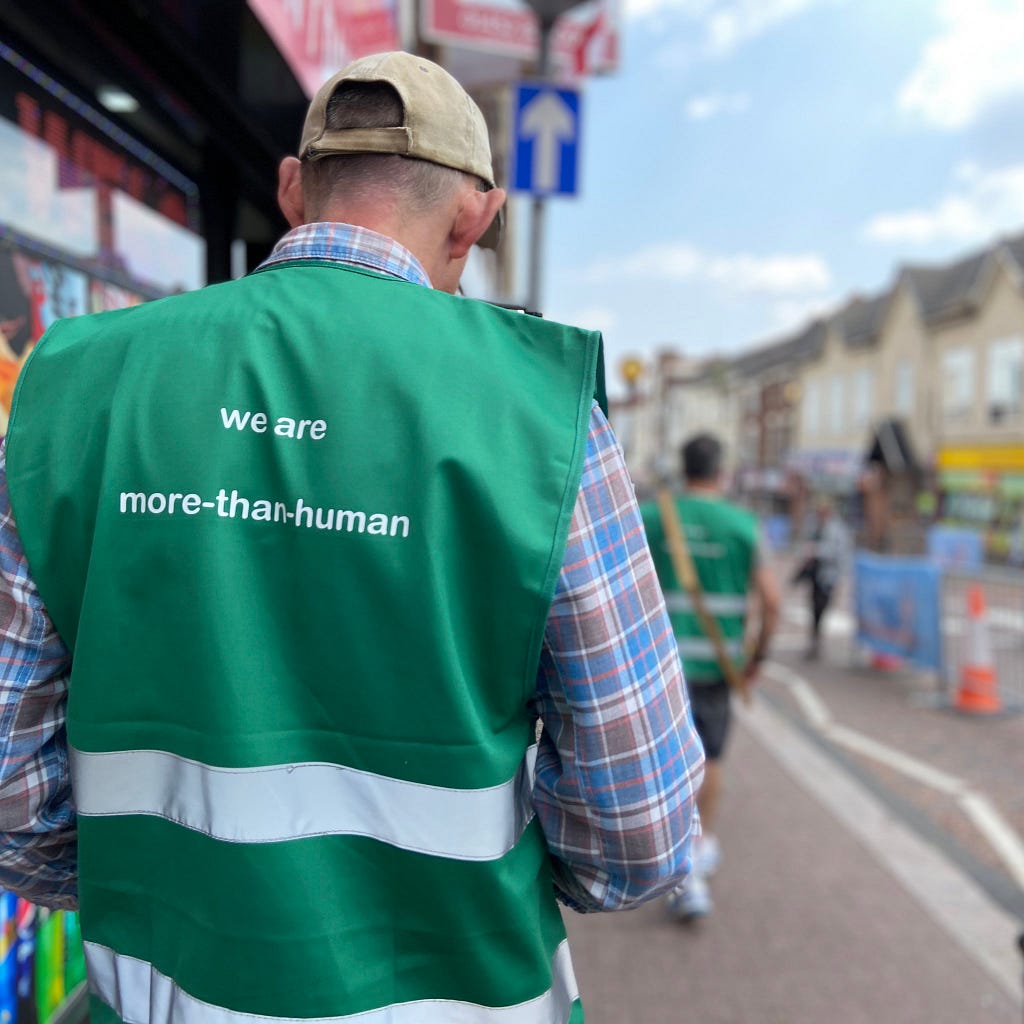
left=299, top=52, right=496, bottom=190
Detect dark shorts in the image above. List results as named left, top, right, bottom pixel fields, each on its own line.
left=688, top=678, right=733, bottom=760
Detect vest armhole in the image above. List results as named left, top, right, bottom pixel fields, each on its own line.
left=520, top=332, right=602, bottom=702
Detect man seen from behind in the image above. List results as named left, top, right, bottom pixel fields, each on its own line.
left=0, top=53, right=703, bottom=1024
left=642, top=432, right=779, bottom=921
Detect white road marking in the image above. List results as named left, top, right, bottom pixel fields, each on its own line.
left=989, top=608, right=1024, bottom=631
left=823, top=724, right=966, bottom=797
left=762, top=659, right=1024, bottom=908
left=783, top=606, right=854, bottom=636
left=958, top=792, right=1024, bottom=892
left=737, top=698, right=1023, bottom=1002
left=784, top=605, right=1024, bottom=637
left=762, top=662, right=833, bottom=729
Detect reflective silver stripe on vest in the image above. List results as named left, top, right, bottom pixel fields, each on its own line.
left=84, top=938, right=579, bottom=1024
left=675, top=637, right=745, bottom=660
left=664, top=593, right=748, bottom=615
left=70, top=745, right=537, bottom=862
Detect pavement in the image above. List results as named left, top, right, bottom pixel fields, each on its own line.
left=560, top=561, right=1024, bottom=1023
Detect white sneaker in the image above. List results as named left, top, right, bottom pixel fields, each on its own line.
left=694, top=835, right=721, bottom=878
left=666, top=874, right=713, bottom=921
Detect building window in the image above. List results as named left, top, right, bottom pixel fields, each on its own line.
left=894, top=361, right=914, bottom=417
left=829, top=376, right=843, bottom=434
left=852, top=368, right=873, bottom=427
left=804, top=380, right=820, bottom=434
left=738, top=430, right=758, bottom=466
left=988, top=336, right=1023, bottom=423
left=942, top=349, right=974, bottom=421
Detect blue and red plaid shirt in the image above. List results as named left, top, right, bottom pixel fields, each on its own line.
left=0, top=223, right=703, bottom=913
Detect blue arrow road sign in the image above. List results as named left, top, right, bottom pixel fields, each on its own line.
left=511, top=82, right=581, bottom=197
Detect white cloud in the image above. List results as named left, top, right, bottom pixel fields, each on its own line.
left=685, top=91, right=750, bottom=120
left=624, top=0, right=713, bottom=24
left=640, top=0, right=834, bottom=64
left=899, top=0, right=1024, bottom=129
left=704, top=0, right=823, bottom=55
left=706, top=252, right=831, bottom=291
left=770, top=295, right=836, bottom=332
left=558, top=306, right=619, bottom=335
left=584, top=242, right=832, bottom=293
left=863, top=162, right=1024, bottom=245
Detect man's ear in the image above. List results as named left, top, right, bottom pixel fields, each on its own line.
left=277, top=156, right=306, bottom=228
left=449, top=187, right=507, bottom=260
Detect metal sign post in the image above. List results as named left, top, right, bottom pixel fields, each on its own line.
left=523, top=0, right=586, bottom=313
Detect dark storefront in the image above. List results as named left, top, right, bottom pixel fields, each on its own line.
left=0, top=0, right=316, bottom=428
left=0, top=5, right=318, bottom=1020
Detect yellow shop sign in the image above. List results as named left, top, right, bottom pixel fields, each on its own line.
left=937, top=446, right=1024, bottom=472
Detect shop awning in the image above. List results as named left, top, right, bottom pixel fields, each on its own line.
left=865, top=418, right=919, bottom=476
left=786, top=449, right=864, bottom=493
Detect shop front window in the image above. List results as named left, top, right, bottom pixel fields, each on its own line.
left=0, top=44, right=204, bottom=430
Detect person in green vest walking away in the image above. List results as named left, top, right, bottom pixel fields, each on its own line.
left=642, top=433, right=780, bottom=921
left=0, top=53, right=704, bottom=1024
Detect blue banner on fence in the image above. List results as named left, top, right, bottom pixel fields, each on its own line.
left=926, top=525, right=984, bottom=569
left=854, top=552, right=943, bottom=672
left=761, top=515, right=791, bottom=551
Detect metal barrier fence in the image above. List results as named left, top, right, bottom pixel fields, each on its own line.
left=941, top=565, right=1024, bottom=709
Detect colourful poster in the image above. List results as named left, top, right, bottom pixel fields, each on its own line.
left=33, top=911, right=63, bottom=1024
left=248, top=0, right=402, bottom=96
left=62, top=916, right=84, bottom=995
left=0, top=250, right=36, bottom=360
left=0, top=893, right=17, bottom=1024
left=89, top=279, right=143, bottom=313
left=0, top=251, right=89, bottom=431
left=0, top=896, right=86, bottom=1024
left=14, top=901, right=36, bottom=1024
left=0, top=246, right=149, bottom=433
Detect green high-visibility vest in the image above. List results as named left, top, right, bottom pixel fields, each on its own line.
left=6, top=260, right=604, bottom=1024
left=641, top=494, right=757, bottom=683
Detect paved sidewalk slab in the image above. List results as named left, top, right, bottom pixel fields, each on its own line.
left=562, top=701, right=1022, bottom=1024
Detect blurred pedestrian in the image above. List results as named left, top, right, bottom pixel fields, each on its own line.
left=0, top=52, right=703, bottom=1023
left=642, top=433, right=780, bottom=921
left=793, top=495, right=850, bottom=659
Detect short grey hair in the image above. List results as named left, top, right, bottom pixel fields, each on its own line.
left=301, top=82, right=477, bottom=217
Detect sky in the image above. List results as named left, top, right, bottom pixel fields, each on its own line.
left=515, top=0, right=1024, bottom=397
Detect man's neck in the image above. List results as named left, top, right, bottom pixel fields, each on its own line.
left=319, top=204, right=450, bottom=291
left=685, top=480, right=721, bottom=497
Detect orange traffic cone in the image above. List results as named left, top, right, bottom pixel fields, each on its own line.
left=954, top=585, right=1002, bottom=714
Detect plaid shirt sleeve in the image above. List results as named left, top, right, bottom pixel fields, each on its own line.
left=0, top=447, right=78, bottom=910
left=532, top=404, right=704, bottom=912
